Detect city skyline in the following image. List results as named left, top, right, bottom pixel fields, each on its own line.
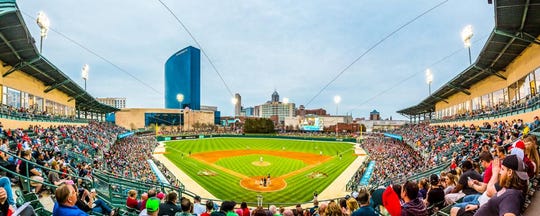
left=17, top=1, right=494, bottom=119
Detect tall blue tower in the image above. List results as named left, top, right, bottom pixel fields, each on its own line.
left=165, top=46, right=201, bottom=110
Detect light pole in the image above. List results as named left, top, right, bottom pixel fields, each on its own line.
left=81, top=64, right=89, bottom=91
left=333, top=95, right=341, bottom=115
left=36, top=11, right=50, bottom=54
left=425, top=68, right=433, bottom=96
left=334, top=95, right=341, bottom=138
left=176, top=93, right=184, bottom=130
left=461, top=25, right=474, bottom=65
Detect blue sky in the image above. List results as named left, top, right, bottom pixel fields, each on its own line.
left=18, top=0, right=494, bottom=119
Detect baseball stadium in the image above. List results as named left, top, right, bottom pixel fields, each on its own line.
left=0, top=0, right=540, bottom=216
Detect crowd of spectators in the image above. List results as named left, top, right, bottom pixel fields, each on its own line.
left=0, top=104, right=79, bottom=121
left=360, top=134, right=424, bottom=186
left=103, top=135, right=159, bottom=181
left=436, top=93, right=540, bottom=122
left=1, top=110, right=539, bottom=216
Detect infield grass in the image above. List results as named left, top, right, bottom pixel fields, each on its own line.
left=164, top=138, right=356, bottom=204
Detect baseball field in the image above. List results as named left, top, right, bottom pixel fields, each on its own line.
left=163, top=137, right=357, bottom=204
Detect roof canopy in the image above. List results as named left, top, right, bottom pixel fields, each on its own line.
left=0, top=0, right=119, bottom=113
left=398, top=0, right=540, bottom=116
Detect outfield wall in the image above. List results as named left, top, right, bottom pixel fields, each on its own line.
left=156, top=134, right=358, bottom=142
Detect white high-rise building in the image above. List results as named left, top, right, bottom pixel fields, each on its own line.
left=234, top=93, right=242, bottom=117
left=96, top=97, right=126, bottom=109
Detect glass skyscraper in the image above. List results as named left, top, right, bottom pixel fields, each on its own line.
left=165, top=46, right=201, bottom=110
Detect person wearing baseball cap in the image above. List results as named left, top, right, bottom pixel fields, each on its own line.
left=140, top=197, right=160, bottom=216
left=473, top=155, right=528, bottom=216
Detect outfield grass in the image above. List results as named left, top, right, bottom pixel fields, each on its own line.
left=164, top=138, right=356, bottom=204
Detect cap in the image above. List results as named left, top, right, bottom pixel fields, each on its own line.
left=502, top=154, right=529, bottom=181
left=156, top=192, right=165, bottom=200
left=146, top=197, right=160, bottom=213
left=461, top=160, right=473, bottom=169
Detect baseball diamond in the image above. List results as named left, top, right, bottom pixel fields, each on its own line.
left=162, top=137, right=361, bottom=203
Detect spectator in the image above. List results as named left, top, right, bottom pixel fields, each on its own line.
left=473, top=155, right=528, bottom=215
left=523, top=135, right=539, bottom=176
left=158, top=192, right=180, bottom=216
left=338, top=199, right=349, bottom=216
left=478, top=151, right=493, bottom=184
left=139, top=193, right=149, bottom=211
left=269, top=205, right=278, bottom=216
left=445, top=161, right=482, bottom=204
left=382, top=184, right=401, bottom=216
left=140, top=197, right=160, bottom=216
left=351, top=188, right=376, bottom=216
left=442, top=173, right=457, bottom=194
left=73, top=185, right=114, bottom=216
left=201, top=200, right=214, bottom=216
left=126, top=190, right=139, bottom=209
left=424, top=174, right=445, bottom=211
left=211, top=201, right=236, bottom=216
left=292, top=204, right=303, bottom=216
left=239, top=202, right=250, bottom=216
left=193, top=196, right=206, bottom=216
left=282, top=209, right=294, bottom=216
left=18, top=150, right=44, bottom=196
left=0, top=177, right=15, bottom=210
left=325, top=201, right=343, bottom=216
left=400, top=181, right=428, bottom=216
left=178, top=197, right=195, bottom=216
left=48, top=161, right=67, bottom=186
left=496, top=146, right=506, bottom=159
left=52, top=184, right=87, bottom=216
left=309, top=199, right=319, bottom=216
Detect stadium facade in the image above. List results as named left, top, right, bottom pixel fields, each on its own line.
left=165, top=46, right=201, bottom=110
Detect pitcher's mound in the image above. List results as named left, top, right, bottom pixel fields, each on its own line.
left=240, top=177, right=286, bottom=192
left=252, top=161, right=271, bottom=166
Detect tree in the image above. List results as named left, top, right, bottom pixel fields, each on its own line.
left=244, top=118, right=275, bottom=133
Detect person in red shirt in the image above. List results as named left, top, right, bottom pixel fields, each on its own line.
left=200, top=200, right=214, bottom=216
left=479, top=151, right=493, bottom=183
left=240, top=202, right=250, bottom=216
left=126, top=189, right=139, bottom=209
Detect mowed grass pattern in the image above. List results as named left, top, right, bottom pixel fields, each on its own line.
left=164, top=138, right=356, bottom=204
left=216, top=155, right=305, bottom=177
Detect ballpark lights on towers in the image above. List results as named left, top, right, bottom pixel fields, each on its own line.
left=81, top=64, right=89, bottom=91
left=461, top=25, right=474, bottom=65
left=36, top=11, right=50, bottom=54
left=425, top=68, right=433, bottom=96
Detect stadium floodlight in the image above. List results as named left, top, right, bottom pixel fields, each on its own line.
left=81, top=64, right=89, bottom=91
left=176, top=93, right=184, bottom=108
left=333, top=95, right=341, bottom=114
left=461, top=25, right=474, bottom=65
left=334, top=95, right=341, bottom=138
left=36, top=11, right=50, bottom=54
left=425, top=68, right=433, bottom=95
